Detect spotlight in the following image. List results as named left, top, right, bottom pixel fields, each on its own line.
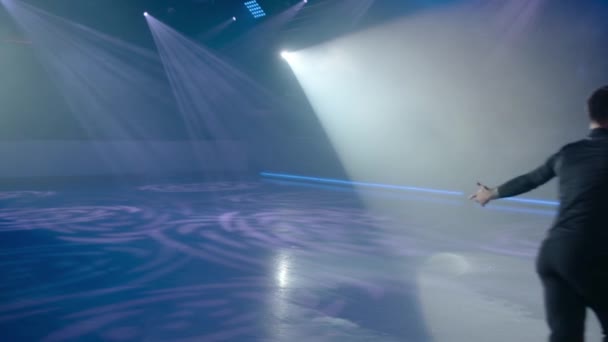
left=280, top=51, right=292, bottom=60
left=303, top=0, right=308, bottom=2
left=143, top=12, right=148, bottom=16
left=232, top=16, right=237, bottom=21
left=244, top=0, right=266, bottom=19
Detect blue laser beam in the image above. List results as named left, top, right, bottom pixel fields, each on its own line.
left=502, top=197, right=559, bottom=206
left=260, top=172, right=463, bottom=196
left=259, top=172, right=560, bottom=207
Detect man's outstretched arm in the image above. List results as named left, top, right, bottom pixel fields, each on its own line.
left=470, top=152, right=560, bottom=206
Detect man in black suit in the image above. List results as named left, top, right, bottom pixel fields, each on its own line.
left=470, top=86, right=608, bottom=342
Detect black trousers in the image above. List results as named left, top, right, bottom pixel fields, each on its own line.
left=536, top=236, right=608, bottom=342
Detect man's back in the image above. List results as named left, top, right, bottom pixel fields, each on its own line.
left=552, top=128, right=608, bottom=239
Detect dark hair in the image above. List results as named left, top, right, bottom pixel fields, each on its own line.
left=588, top=86, right=608, bottom=123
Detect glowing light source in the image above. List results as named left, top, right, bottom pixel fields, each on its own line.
left=143, top=12, right=148, bottom=16
left=244, top=0, right=266, bottom=19
left=232, top=16, right=237, bottom=21
left=280, top=50, right=291, bottom=59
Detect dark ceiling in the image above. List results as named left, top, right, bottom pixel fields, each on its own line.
left=0, top=0, right=331, bottom=49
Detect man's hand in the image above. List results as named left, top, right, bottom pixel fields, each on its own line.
left=469, top=182, right=498, bottom=207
